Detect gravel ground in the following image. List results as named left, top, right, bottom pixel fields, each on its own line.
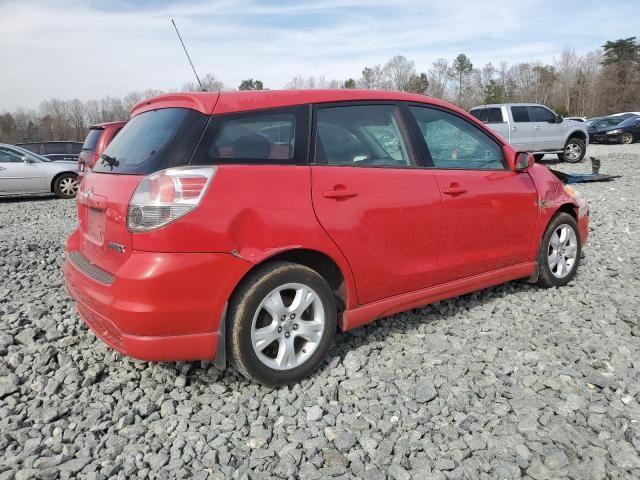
left=1, top=143, right=639, bottom=480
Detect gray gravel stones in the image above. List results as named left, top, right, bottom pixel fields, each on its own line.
left=1, top=145, right=640, bottom=478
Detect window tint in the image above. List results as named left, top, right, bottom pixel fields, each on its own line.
left=315, top=105, right=411, bottom=167
left=43, top=143, right=70, bottom=154
left=82, top=128, right=103, bottom=151
left=469, top=109, right=488, bottom=122
left=409, top=106, right=505, bottom=170
left=530, top=106, right=555, bottom=123
left=14, top=144, right=39, bottom=154
left=0, top=148, right=23, bottom=163
left=208, top=112, right=295, bottom=161
left=511, top=106, right=530, bottom=123
left=487, top=108, right=503, bottom=123
left=93, top=108, right=208, bottom=174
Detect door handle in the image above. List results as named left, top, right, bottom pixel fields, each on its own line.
left=442, top=186, right=467, bottom=195
left=0, top=167, right=5, bottom=171
left=323, top=188, right=358, bottom=200
left=535, top=125, right=540, bottom=130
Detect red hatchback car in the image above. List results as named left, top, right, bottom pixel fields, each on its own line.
left=78, top=121, right=127, bottom=179
left=64, top=90, right=589, bottom=385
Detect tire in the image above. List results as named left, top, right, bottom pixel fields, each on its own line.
left=533, top=154, right=545, bottom=162
left=557, top=138, right=586, bottom=163
left=53, top=173, right=78, bottom=199
left=228, top=261, right=337, bottom=386
left=536, top=213, right=581, bottom=288
left=621, top=132, right=634, bottom=144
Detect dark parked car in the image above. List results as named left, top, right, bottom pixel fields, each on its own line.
left=592, top=116, right=640, bottom=144
left=587, top=117, right=625, bottom=143
left=78, top=121, right=127, bottom=179
left=16, top=141, right=83, bottom=162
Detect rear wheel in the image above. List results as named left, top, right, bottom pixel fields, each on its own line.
left=557, top=138, right=586, bottom=163
left=53, top=173, right=78, bottom=199
left=228, top=262, right=337, bottom=386
left=537, top=213, right=581, bottom=288
left=621, top=132, right=634, bottom=144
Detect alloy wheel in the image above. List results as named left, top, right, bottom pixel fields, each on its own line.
left=564, top=143, right=582, bottom=161
left=621, top=133, right=633, bottom=144
left=547, top=224, right=578, bottom=279
left=251, top=283, right=325, bottom=370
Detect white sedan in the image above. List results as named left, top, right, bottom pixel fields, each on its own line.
left=0, top=144, right=78, bottom=198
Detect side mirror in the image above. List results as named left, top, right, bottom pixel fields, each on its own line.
left=22, top=156, right=35, bottom=164
left=515, top=152, right=533, bottom=171
left=555, top=114, right=563, bottom=123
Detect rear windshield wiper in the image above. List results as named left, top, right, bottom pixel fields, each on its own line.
left=99, top=153, right=119, bottom=170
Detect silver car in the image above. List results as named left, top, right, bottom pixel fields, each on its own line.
left=0, top=144, right=78, bottom=198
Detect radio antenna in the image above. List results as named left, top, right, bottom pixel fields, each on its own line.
left=171, top=18, right=205, bottom=92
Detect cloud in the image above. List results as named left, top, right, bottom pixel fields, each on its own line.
left=0, top=0, right=638, bottom=110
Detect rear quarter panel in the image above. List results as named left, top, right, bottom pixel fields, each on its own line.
left=131, top=165, right=359, bottom=308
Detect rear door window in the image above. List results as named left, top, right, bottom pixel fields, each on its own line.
left=93, top=108, right=209, bottom=174
left=191, top=106, right=308, bottom=165
left=487, top=108, right=503, bottom=123
left=511, top=106, right=530, bottom=123
left=469, top=109, right=488, bottom=122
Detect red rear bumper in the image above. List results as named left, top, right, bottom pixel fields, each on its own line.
left=64, top=231, right=249, bottom=361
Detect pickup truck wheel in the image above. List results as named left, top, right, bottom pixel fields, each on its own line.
left=228, top=261, right=337, bottom=386
left=557, top=138, right=586, bottom=163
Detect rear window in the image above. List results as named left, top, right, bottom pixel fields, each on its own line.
left=82, top=128, right=103, bottom=151
left=93, top=108, right=209, bottom=174
left=470, top=109, right=487, bottom=122
left=43, top=143, right=70, bottom=154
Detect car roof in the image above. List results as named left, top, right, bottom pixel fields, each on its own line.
left=130, top=90, right=466, bottom=117
left=470, top=103, right=543, bottom=109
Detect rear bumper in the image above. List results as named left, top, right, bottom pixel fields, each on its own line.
left=63, top=231, right=250, bottom=361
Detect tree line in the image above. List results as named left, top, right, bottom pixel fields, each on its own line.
left=1, top=37, right=638, bottom=144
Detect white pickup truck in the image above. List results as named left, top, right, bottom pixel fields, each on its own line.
left=469, top=103, right=589, bottom=163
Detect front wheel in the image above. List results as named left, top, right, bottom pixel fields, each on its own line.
left=228, top=262, right=337, bottom=386
left=621, top=132, right=634, bottom=144
left=53, top=173, right=78, bottom=198
left=537, top=213, right=581, bottom=288
left=557, top=138, right=586, bottom=163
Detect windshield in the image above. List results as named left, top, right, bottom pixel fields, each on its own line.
left=93, top=108, right=209, bottom=174
left=618, top=116, right=640, bottom=127
left=10, top=145, right=50, bottom=162
left=596, top=117, right=624, bottom=128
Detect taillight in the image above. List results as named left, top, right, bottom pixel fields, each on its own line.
left=127, top=167, right=216, bottom=232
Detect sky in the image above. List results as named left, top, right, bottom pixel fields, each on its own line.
left=0, top=0, right=638, bottom=111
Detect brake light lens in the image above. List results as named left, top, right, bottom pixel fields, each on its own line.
left=127, top=167, right=216, bottom=232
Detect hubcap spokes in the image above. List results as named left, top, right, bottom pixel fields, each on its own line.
left=251, top=283, right=325, bottom=370
left=622, top=133, right=632, bottom=144
left=565, top=144, right=581, bottom=160
left=548, top=224, right=578, bottom=278
left=60, top=178, right=78, bottom=195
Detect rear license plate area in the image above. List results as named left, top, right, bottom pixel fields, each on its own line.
left=88, top=207, right=105, bottom=244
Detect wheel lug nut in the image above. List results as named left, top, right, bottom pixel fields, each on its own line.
left=293, top=324, right=298, bottom=330
left=290, top=313, right=296, bottom=319
left=285, top=332, right=290, bottom=338
left=277, top=327, right=282, bottom=333
left=281, top=315, right=286, bottom=321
